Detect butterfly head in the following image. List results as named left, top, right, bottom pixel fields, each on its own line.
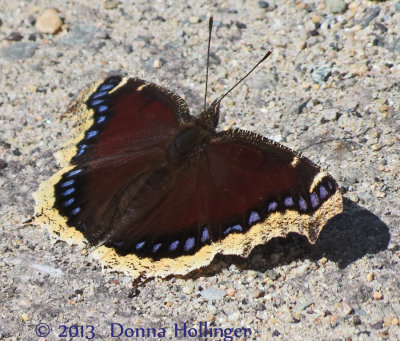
left=198, top=99, right=220, bottom=130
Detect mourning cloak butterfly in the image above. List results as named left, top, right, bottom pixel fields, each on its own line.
left=34, top=32, right=342, bottom=282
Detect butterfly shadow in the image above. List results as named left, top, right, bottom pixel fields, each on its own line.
left=186, top=198, right=390, bottom=280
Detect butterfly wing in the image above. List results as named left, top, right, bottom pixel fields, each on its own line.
left=35, top=76, right=193, bottom=245
left=98, top=128, right=342, bottom=259
left=34, top=76, right=342, bottom=281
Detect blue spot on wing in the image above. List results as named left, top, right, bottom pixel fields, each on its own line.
left=67, top=169, right=82, bottom=177
left=249, top=211, right=260, bottom=225
left=99, top=83, right=115, bottom=91
left=184, top=238, right=195, bottom=251
left=61, top=179, right=75, bottom=188
left=62, top=188, right=75, bottom=196
left=86, top=131, right=98, bottom=139
left=169, top=240, right=179, bottom=251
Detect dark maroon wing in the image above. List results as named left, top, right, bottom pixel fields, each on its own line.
left=54, top=76, right=191, bottom=243
left=100, top=128, right=339, bottom=258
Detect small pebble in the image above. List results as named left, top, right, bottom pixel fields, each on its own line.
left=200, top=288, right=225, bottom=300
left=349, top=63, right=369, bottom=76
left=319, top=257, right=328, bottom=266
left=21, top=313, right=29, bottom=321
left=371, top=320, right=383, bottom=330
left=329, top=314, right=339, bottom=324
left=392, top=317, right=399, bottom=326
left=254, top=290, right=265, bottom=298
left=326, top=0, right=347, bottom=14
left=258, top=1, right=269, bottom=9
left=312, top=66, right=332, bottom=83
left=348, top=2, right=358, bottom=11
left=26, top=15, right=36, bottom=26
left=207, top=305, right=217, bottom=314
left=189, top=16, right=200, bottom=24
left=6, top=32, right=23, bottom=41
left=0, top=159, right=7, bottom=170
left=205, top=314, right=216, bottom=322
left=361, top=6, right=381, bottom=29
left=28, top=32, right=42, bottom=41
left=311, top=15, right=321, bottom=23
left=321, top=109, right=339, bottom=122
left=228, top=311, right=240, bottom=322
left=182, top=280, right=194, bottom=294
left=342, top=302, right=354, bottom=315
left=373, top=291, right=383, bottom=300
left=312, top=83, right=320, bottom=90
left=292, top=311, right=302, bottom=322
left=254, top=302, right=265, bottom=311
left=103, top=0, right=120, bottom=9
left=235, top=22, right=246, bottom=29
left=353, top=315, right=362, bottom=326
left=295, top=263, right=310, bottom=276
left=367, top=272, right=375, bottom=282
left=153, top=59, right=163, bottom=69
left=36, top=8, right=62, bottom=34
left=226, top=288, right=236, bottom=297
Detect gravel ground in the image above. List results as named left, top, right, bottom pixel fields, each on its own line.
left=1, top=0, right=399, bottom=340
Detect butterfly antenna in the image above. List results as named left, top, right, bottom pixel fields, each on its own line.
left=204, top=16, right=213, bottom=113
left=216, top=50, right=272, bottom=105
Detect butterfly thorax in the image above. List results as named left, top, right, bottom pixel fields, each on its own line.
left=166, top=123, right=211, bottom=165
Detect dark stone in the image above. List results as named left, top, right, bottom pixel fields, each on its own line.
left=254, top=302, right=265, bottom=311
left=351, top=285, right=373, bottom=303
left=370, top=320, right=383, bottom=330
left=28, top=32, right=43, bottom=41
left=258, top=1, right=269, bottom=8
left=312, top=66, right=332, bottom=83
left=153, top=15, right=166, bottom=22
left=235, top=21, right=247, bottom=29
left=209, top=52, right=221, bottom=65
left=373, top=36, right=385, bottom=47
left=353, top=315, right=362, bottom=326
left=361, top=7, right=381, bottom=29
left=0, top=159, right=7, bottom=170
left=27, top=15, right=36, bottom=26
left=6, top=31, right=23, bottom=41
left=373, top=22, right=387, bottom=33
left=124, top=44, right=133, bottom=54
